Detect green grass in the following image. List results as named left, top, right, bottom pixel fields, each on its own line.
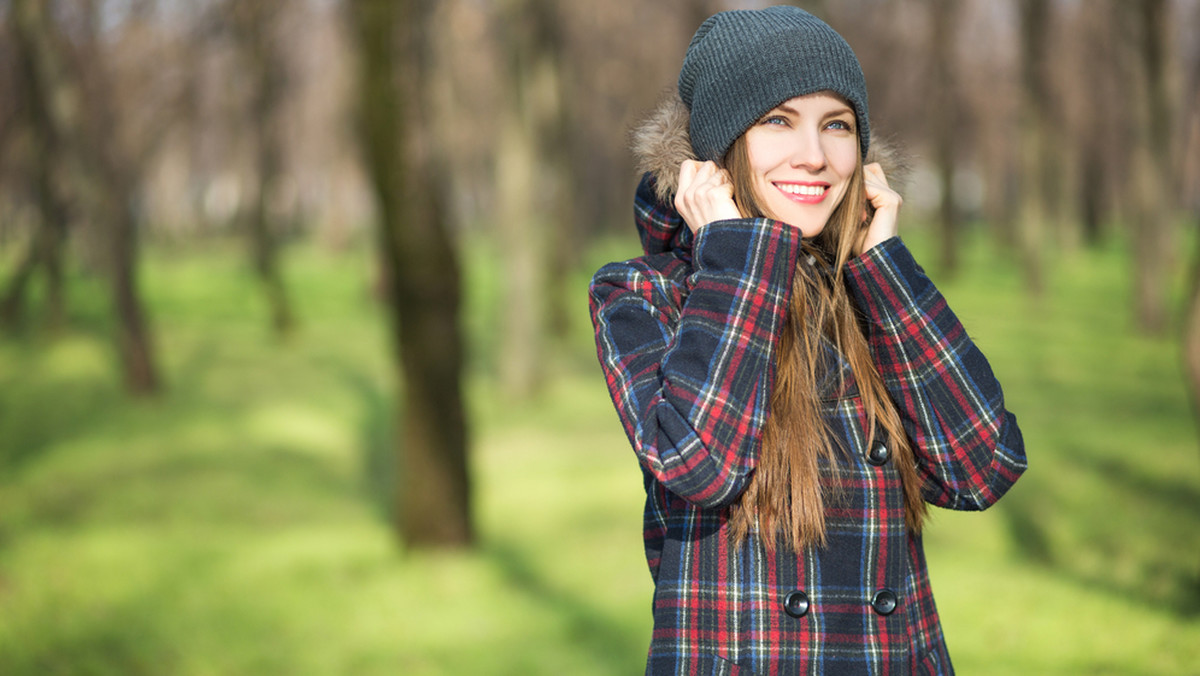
left=0, top=229, right=1197, bottom=674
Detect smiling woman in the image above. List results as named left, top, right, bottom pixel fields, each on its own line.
left=734, top=94, right=859, bottom=238
left=588, top=5, right=1026, bottom=675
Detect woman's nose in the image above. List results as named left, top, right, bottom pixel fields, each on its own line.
left=788, top=130, right=827, bottom=170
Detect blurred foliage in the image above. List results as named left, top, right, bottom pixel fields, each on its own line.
left=0, top=227, right=1197, bottom=674
left=2, top=1, right=1199, bottom=671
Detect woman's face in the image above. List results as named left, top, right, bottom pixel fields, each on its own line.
left=743, top=92, right=859, bottom=237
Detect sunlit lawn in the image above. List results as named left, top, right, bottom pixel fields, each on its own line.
left=0, top=227, right=1197, bottom=674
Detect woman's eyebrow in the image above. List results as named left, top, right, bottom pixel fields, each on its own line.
left=769, top=103, right=854, bottom=118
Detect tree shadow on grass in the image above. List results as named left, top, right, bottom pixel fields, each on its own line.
left=0, top=589, right=179, bottom=676
left=0, top=334, right=229, bottom=480
left=8, top=442, right=363, bottom=537
left=338, top=365, right=646, bottom=671
left=338, top=367, right=396, bottom=526
left=1075, top=453, right=1200, bottom=521
left=484, top=537, right=648, bottom=673
left=1000, top=497, right=1055, bottom=566
left=0, top=356, right=127, bottom=478
left=1071, top=451, right=1200, bottom=616
left=999, top=449, right=1200, bottom=618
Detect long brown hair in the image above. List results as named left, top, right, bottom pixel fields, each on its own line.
left=723, top=133, right=927, bottom=551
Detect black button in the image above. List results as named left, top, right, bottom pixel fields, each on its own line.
left=871, top=589, right=898, bottom=616
left=783, top=590, right=810, bottom=618
left=866, top=441, right=890, bottom=466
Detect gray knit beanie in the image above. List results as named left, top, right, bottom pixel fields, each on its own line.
left=678, top=6, right=870, bottom=162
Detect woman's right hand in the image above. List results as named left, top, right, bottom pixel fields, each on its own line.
left=674, top=160, right=741, bottom=234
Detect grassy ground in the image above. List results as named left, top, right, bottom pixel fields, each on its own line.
left=0, top=228, right=1197, bottom=674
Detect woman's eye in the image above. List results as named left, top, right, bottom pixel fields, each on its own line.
left=762, top=115, right=789, bottom=126
left=827, top=119, right=854, bottom=132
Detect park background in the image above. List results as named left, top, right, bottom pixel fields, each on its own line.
left=1, top=0, right=1199, bottom=673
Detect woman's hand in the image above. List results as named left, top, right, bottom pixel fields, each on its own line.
left=675, top=160, right=741, bottom=234
left=856, top=162, right=902, bottom=255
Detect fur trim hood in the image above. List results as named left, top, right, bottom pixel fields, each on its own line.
left=629, top=92, right=910, bottom=256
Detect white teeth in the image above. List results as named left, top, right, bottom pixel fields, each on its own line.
left=777, top=184, right=826, bottom=196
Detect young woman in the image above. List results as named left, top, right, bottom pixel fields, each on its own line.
left=589, top=7, right=1027, bottom=675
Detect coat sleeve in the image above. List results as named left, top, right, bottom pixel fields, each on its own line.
left=589, top=219, right=802, bottom=508
left=844, top=237, right=1027, bottom=510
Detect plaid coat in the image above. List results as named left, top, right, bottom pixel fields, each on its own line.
left=589, top=175, right=1027, bottom=675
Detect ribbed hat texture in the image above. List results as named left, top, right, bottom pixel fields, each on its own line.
left=677, top=6, right=870, bottom=162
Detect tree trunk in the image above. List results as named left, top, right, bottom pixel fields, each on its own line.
left=3, top=2, right=72, bottom=332
left=42, top=210, right=67, bottom=330
left=1078, top=143, right=1105, bottom=246
left=540, top=6, right=574, bottom=344
left=0, top=234, right=40, bottom=328
left=1073, top=3, right=1112, bottom=249
left=495, top=51, right=544, bottom=397
left=929, top=0, right=960, bottom=276
left=1015, top=0, right=1051, bottom=296
left=351, top=0, right=473, bottom=549
left=236, top=0, right=296, bottom=338
left=1179, top=29, right=1200, bottom=431
left=0, top=208, right=68, bottom=330
left=494, top=0, right=570, bottom=398
left=11, top=0, right=161, bottom=393
left=1125, top=0, right=1174, bottom=335
left=107, top=176, right=160, bottom=394
left=1185, top=229, right=1200, bottom=429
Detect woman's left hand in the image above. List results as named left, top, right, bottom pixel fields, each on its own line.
left=856, top=162, right=902, bottom=256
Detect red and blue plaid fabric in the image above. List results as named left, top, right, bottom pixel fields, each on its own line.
left=589, top=175, right=1026, bottom=675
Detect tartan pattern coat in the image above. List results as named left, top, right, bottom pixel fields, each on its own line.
left=589, top=174, right=1027, bottom=675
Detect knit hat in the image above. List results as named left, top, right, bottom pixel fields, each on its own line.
left=678, top=6, right=870, bottom=162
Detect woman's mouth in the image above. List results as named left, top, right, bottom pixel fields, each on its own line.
left=775, top=182, right=829, bottom=204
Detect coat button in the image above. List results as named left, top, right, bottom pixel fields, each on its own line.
left=866, top=441, right=890, bottom=466
left=871, top=589, right=898, bottom=616
left=783, top=590, right=810, bottom=618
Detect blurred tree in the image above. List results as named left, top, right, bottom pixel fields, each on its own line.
left=686, top=0, right=725, bottom=31
left=1121, top=0, right=1175, bottom=335
left=230, top=0, right=297, bottom=338
left=949, top=1, right=1018, bottom=252
left=553, top=2, right=691, bottom=239
left=1182, top=24, right=1200, bottom=429
left=350, top=0, right=473, bottom=548
left=1015, top=0, right=1052, bottom=296
left=0, top=37, right=69, bottom=331
left=1187, top=232, right=1200, bottom=426
left=540, top=8, right=575, bottom=346
left=927, top=0, right=961, bottom=276
left=494, top=0, right=570, bottom=398
left=1069, top=2, right=1119, bottom=247
left=10, top=0, right=161, bottom=394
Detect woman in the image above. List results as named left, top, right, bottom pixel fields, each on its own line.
left=589, top=6, right=1027, bottom=675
